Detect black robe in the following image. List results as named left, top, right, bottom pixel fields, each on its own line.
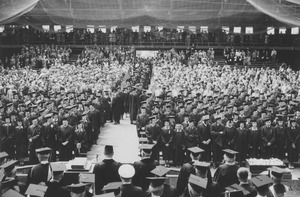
left=57, top=125, right=74, bottom=161
left=44, top=181, right=71, bottom=197
left=27, top=163, right=51, bottom=186
left=132, top=157, right=158, bottom=191
left=197, top=122, right=212, bottom=162
left=213, top=163, right=239, bottom=190
left=120, top=184, right=145, bottom=197
left=93, top=159, right=121, bottom=194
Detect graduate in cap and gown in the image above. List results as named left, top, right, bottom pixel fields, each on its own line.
left=197, top=115, right=211, bottom=162
left=287, top=118, right=300, bottom=169
left=93, top=145, right=121, bottom=195
left=172, top=123, right=186, bottom=166
left=213, top=149, right=239, bottom=190
left=176, top=147, right=204, bottom=196
left=260, top=117, right=276, bottom=159
left=26, top=147, right=52, bottom=186
left=132, top=144, right=158, bottom=192
left=44, top=162, right=70, bottom=197
left=268, top=166, right=290, bottom=197
left=57, top=118, right=74, bottom=161
left=145, top=166, right=177, bottom=197
left=160, top=119, right=175, bottom=167
left=27, top=116, right=42, bottom=164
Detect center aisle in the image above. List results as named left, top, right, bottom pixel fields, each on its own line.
left=88, top=118, right=140, bottom=164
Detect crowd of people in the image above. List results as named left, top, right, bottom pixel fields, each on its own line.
left=1, top=25, right=298, bottom=47
left=0, top=45, right=300, bottom=196
left=223, top=47, right=278, bottom=65
left=0, top=45, right=72, bottom=70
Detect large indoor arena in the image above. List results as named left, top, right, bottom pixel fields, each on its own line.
left=1, top=0, right=300, bottom=196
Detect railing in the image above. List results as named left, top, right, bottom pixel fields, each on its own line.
left=0, top=33, right=299, bottom=48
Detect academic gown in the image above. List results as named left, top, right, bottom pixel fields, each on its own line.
left=57, top=125, right=74, bottom=161
left=132, top=157, right=158, bottom=192
left=239, top=182, right=257, bottom=197
left=120, top=184, right=145, bottom=197
left=248, top=127, right=260, bottom=158
left=26, top=163, right=51, bottom=186
left=93, top=159, right=121, bottom=194
left=197, top=122, right=211, bottom=162
left=129, top=91, right=140, bottom=123
left=44, top=181, right=71, bottom=197
left=213, top=163, right=239, bottom=190
left=176, top=162, right=213, bottom=196
left=275, top=126, right=287, bottom=160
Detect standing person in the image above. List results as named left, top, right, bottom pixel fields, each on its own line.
left=145, top=115, right=161, bottom=161
left=197, top=115, right=211, bottom=162
left=184, top=119, right=199, bottom=162
left=73, top=121, right=88, bottom=157
left=26, top=147, right=52, bottom=186
left=268, top=166, right=290, bottom=196
left=173, top=123, right=185, bottom=166
left=237, top=167, right=257, bottom=197
left=160, top=119, right=175, bottom=167
left=45, top=162, right=70, bottom=197
left=27, top=116, right=42, bottom=164
left=223, top=119, right=237, bottom=150
left=88, top=104, right=101, bottom=144
left=176, top=147, right=204, bottom=196
left=248, top=120, right=261, bottom=158
left=213, top=149, right=239, bottom=190
left=57, top=118, right=74, bottom=161
left=129, top=86, right=140, bottom=124
left=275, top=116, right=287, bottom=160
left=118, top=164, right=145, bottom=197
left=132, top=144, right=158, bottom=192
left=93, top=145, right=121, bottom=195
left=2, top=116, right=16, bottom=160
left=136, top=107, right=149, bottom=137
left=103, top=90, right=112, bottom=123
left=41, top=113, right=58, bottom=162
left=260, top=118, right=276, bottom=159
left=235, top=120, right=249, bottom=165
left=112, top=90, right=122, bottom=125
left=211, top=116, right=225, bottom=168
left=287, top=119, right=300, bottom=169
left=15, top=119, right=27, bottom=165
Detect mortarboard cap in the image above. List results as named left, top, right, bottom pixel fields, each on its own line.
left=104, top=145, right=114, bottom=155
left=118, top=164, right=135, bottom=178
left=151, top=165, right=170, bottom=177
left=267, top=166, right=285, bottom=179
left=188, top=174, right=208, bottom=189
left=146, top=177, right=167, bottom=187
left=139, top=144, right=154, bottom=154
left=25, top=184, right=48, bottom=197
left=251, top=175, right=272, bottom=188
left=44, top=113, right=53, bottom=119
left=102, top=182, right=122, bottom=191
left=0, top=160, right=17, bottom=173
left=202, top=115, right=210, bottom=121
left=35, top=147, right=51, bottom=155
left=225, top=183, right=250, bottom=197
left=50, top=162, right=67, bottom=174
left=0, top=152, right=9, bottom=160
left=2, top=189, right=25, bottom=197
left=79, top=173, right=95, bottom=183
left=193, top=161, right=211, bottom=169
left=67, top=183, right=89, bottom=194
left=223, top=149, right=238, bottom=159
left=188, top=147, right=204, bottom=155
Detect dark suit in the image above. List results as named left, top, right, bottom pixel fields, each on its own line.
left=93, top=159, right=121, bottom=194
left=120, top=184, right=145, bottom=197
left=132, top=157, right=158, bottom=191
left=44, top=181, right=71, bottom=197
